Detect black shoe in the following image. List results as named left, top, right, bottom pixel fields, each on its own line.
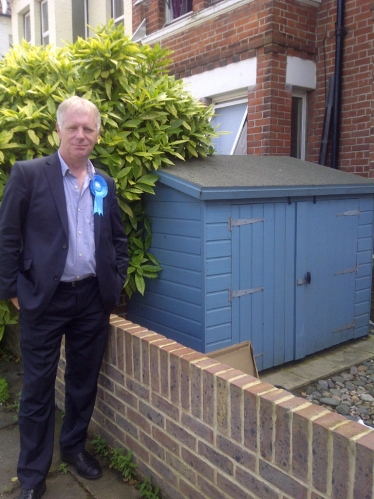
left=60, top=450, right=102, bottom=480
left=17, top=481, right=46, bottom=499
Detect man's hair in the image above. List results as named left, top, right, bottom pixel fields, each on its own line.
left=56, top=96, right=101, bottom=133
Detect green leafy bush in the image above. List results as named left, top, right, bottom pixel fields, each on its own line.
left=0, top=21, right=216, bottom=298
left=0, top=301, right=18, bottom=342
left=0, top=378, right=9, bottom=403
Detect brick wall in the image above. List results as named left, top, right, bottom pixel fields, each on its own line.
left=135, top=0, right=374, bottom=175
left=56, top=316, right=374, bottom=499
left=308, top=0, right=374, bottom=176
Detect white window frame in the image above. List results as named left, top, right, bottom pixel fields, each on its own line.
left=211, top=98, right=248, bottom=155
left=41, top=0, right=49, bottom=45
left=291, top=91, right=307, bottom=160
left=111, top=0, right=124, bottom=25
left=24, top=11, right=31, bottom=43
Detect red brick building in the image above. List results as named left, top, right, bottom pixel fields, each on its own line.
left=132, top=0, right=374, bottom=176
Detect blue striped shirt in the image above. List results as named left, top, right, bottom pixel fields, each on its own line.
left=59, top=151, right=96, bottom=282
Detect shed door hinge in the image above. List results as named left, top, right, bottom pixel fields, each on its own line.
left=336, top=209, right=360, bottom=217
left=228, top=217, right=264, bottom=231
left=229, top=286, right=264, bottom=302
left=334, top=265, right=358, bottom=275
left=332, top=322, right=355, bottom=333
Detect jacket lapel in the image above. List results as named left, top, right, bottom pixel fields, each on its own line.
left=44, top=153, right=69, bottom=239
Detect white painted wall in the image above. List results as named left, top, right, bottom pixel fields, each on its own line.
left=182, top=58, right=257, bottom=101
left=286, top=56, right=316, bottom=90
left=11, top=0, right=41, bottom=45
left=182, top=56, right=316, bottom=104
left=0, top=14, right=12, bottom=56
left=10, top=0, right=131, bottom=47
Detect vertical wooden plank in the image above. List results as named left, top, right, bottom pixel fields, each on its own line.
left=295, top=201, right=308, bottom=360
left=231, top=203, right=241, bottom=347
left=262, top=202, right=276, bottom=369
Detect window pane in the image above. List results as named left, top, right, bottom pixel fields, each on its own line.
left=165, top=0, right=192, bottom=22
left=72, top=0, right=89, bottom=40
left=24, top=12, right=31, bottom=42
left=211, top=102, right=247, bottom=155
left=113, top=0, right=124, bottom=18
left=41, top=0, right=49, bottom=44
left=233, top=119, right=247, bottom=155
left=41, top=1, right=49, bottom=32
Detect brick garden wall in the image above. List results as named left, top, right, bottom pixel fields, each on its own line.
left=56, top=316, right=374, bottom=499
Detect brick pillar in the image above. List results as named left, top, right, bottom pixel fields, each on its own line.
left=146, top=0, right=166, bottom=34
left=193, top=0, right=210, bottom=13
left=247, top=47, right=292, bottom=156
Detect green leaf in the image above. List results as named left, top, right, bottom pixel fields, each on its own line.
left=135, top=274, right=145, bottom=295
left=27, top=129, right=40, bottom=145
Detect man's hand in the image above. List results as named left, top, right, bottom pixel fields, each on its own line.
left=11, top=297, right=20, bottom=310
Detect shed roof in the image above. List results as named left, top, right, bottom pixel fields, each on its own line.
left=157, top=156, right=374, bottom=200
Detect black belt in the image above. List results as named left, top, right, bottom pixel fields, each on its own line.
left=58, top=276, right=96, bottom=288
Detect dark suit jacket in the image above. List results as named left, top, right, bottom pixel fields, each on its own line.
left=0, top=152, right=129, bottom=321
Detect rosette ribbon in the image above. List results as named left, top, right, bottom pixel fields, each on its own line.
left=90, top=175, right=108, bottom=216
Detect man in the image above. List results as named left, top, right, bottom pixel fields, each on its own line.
left=0, top=96, right=129, bottom=499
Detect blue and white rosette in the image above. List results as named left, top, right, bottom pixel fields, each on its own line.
left=90, top=175, right=108, bottom=216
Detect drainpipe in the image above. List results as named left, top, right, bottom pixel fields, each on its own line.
left=331, top=0, right=346, bottom=169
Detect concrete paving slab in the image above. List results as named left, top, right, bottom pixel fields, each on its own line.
left=349, top=335, right=374, bottom=354
left=0, top=359, right=141, bottom=499
left=0, top=416, right=142, bottom=499
left=6, top=473, right=89, bottom=499
left=0, top=406, right=17, bottom=429
left=42, top=474, right=89, bottom=499
left=260, top=335, right=374, bottom=390
left=260, top=370, right=308, bottom=391
left=68, top=463, right=141, bottom=499
left=0, top=424, right=20, bottom=497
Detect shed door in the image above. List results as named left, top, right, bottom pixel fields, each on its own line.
left=230, top=202, right=296, bottom=371
left=295, top=198, right=360, bottom=359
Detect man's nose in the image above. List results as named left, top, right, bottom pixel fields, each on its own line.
left=76, top=127, right=85, bottom=138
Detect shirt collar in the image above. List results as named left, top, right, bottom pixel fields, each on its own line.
left=58, top=150, right=95, bottom=180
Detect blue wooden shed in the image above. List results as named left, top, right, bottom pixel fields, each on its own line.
left=126, top=156, right=374, bottom=371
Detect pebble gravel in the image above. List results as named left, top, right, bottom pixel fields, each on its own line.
left=293, top=358, right=374, bottom=428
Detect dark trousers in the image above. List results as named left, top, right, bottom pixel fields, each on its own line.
left=17, top=277, right=109, bottom=489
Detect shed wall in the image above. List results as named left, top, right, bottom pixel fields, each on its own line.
left=128, top=184, right=206, bottom=352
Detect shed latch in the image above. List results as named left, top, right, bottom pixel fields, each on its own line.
left=228, top=217, right=264, bottom=231
left=297, top=272, right=311, bottom=285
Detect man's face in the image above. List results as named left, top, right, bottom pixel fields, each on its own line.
left=56, top=107, right=99, bottom=165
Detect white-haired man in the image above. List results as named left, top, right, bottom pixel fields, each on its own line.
left=0, top=96, right=129, bottom=499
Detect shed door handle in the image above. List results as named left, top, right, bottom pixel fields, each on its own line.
left=297, top=272, right=312, bottom=285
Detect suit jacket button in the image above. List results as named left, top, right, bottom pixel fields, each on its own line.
left=54, top=276, right=59, bottom=281
left=63, top=244, right=67, bottom=249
